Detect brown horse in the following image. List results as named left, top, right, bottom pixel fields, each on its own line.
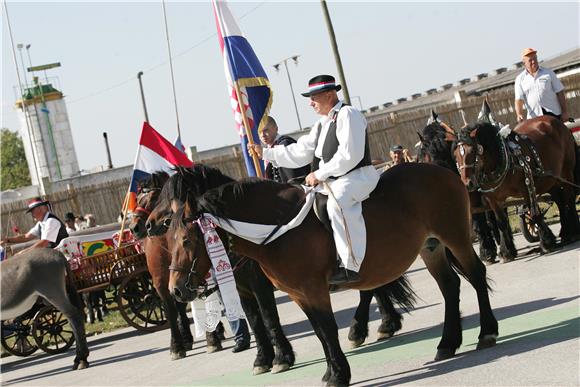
left=417, top=114, right=516, bottom=263
left=159, top=163, right=498, bottom=386
left=134, top=172, right=295, bottom=374
left=129, top=173, right=223, bottom=360
left=453, top=116, right=580, bottom=252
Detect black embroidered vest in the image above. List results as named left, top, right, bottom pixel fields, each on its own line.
left=42, top=213, right=69, bottom=248
left=311, top=104, right=371, bottom=178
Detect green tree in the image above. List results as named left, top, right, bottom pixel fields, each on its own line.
left=1, top=128, right=31, bottom=190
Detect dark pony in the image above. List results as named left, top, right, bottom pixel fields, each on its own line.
left=418, top=118, right=513, bottom=263
left=454, top=116, right=580, bottom=252
left=146, top=166, right=295, bottom=374
left=163, top=163, right=498, bottom=386
left=129, top=172, right=222, bottom=359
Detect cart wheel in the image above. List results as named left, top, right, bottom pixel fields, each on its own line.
left=117, top=271, right=168, bottom=332
left=32, top=306, right=75, bottom=355
left=1, top=318, right=38, bottom=357
left=519, top=210, right=540, bottom=243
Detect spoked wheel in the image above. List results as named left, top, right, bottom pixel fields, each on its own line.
left=1, top=318, right=38, bottom=357
left=519, top=210, right=540, bottom=243
left=117, top=271, right=168, bottom=332
left=32, top=306, right=75, bottom=355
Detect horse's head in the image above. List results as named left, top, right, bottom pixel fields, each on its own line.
left=454, top=124, right=484, bottom=191
left=417, top=118, right=458, bottom=169
left=168, top=201, right=213, bottom=303
left=128, top=172, right=169, bottom=239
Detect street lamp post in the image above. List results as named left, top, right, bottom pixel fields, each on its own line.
left=137, top=71, right=149, bottom=123
left=273, top=55, right=302, bottom=131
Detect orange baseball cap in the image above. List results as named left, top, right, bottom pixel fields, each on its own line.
left=522, top=48, right=537, bottom=58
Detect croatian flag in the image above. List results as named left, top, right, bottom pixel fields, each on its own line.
left=125, top=122, right=193, bottom=211
left=212, top=0, right=270, bottom=177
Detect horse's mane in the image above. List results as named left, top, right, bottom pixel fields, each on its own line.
left=458, top=122, right=499, bottom=149
left=419, top=122, right=457, bottom=171
left=197, top=178, right=285, bottom=220
left=137, top=171, right=170, bottom=192
left=158, top=164, right=234, bottom=206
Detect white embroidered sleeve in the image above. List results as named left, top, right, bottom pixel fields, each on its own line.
left=263, top=124, right=319, bottom=168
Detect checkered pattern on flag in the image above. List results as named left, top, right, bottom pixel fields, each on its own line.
left=212, top=0, right=271, bottom=177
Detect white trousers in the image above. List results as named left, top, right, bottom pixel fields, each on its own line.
left=321, top=165, right=380, bottom=272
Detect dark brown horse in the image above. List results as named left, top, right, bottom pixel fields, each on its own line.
left=134, top=172, right=295, bottom=374
left=129, top=173, right=222, bottom=360
left=453, top=116, right=580, bottom=252
left=158, top=163, right=498, bottom=386
left=417, top=115, right=516, bottom=262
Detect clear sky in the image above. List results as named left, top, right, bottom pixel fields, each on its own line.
left=2, top=1, right=579, bottom=172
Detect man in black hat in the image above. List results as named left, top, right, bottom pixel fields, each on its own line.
left=249, top=74, right=380, bottom=285
left=0, top=197, right=68, bottom=252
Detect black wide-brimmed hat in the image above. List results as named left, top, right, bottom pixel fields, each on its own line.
left=390, top=145, right=404, bottom=152
left=301, top=75, right=342, bottom=97
left=25, top=197, right=50, bottom=213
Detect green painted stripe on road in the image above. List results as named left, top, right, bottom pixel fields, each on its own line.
left=176, top=304, right=578, bottom=386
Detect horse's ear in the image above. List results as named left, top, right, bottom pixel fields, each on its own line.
left=417, top=131, right=424, bottom=142
left=427, top=110, right=438, bottom=125
left=470, top=128, right=478, bottom=138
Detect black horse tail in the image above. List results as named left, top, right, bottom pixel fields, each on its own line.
left=445, top=247, right=493, bottom=292
left=382, top=274, right=417, bottom=313
left=574, top=142, right=580, bottom=194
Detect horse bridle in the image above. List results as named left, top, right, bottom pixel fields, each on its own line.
left=167, top=220, right=205, bottom=293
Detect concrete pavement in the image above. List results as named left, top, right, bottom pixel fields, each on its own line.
left=1, top=227, right=578, bottom=386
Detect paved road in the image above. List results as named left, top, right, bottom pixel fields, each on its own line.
left=2, top=226, right=579, bottom=386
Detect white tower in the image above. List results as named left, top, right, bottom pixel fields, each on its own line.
left=15, top=77, right=80, bottom=187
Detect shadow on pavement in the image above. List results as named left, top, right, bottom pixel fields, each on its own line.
left=350, top=296, right=579, bottom=386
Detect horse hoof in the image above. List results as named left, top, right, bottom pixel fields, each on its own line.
left=476, top=334, right=497, bottom=350
left=253, top=365, right=271, bottom=375
left=206, top=345, right=222, bottom=354
left=184, top=342, right=194, bottom=351
left=348, top=338, right=365, bottom=348
left=434, top=348, right=456, bottom=361
left=73, top=360, right=89, bottom=370
left=484, top=258, right=498, bottom=266
left=271, top=363, right=290, bottom=374
left=170, top=350, right=186, bottom=360
left=500, top=256, right=514, bottom=264
left=377, top=331, right=394, bottom=341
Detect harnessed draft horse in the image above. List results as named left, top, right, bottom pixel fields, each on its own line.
left=417, top=114, right=516, bottom=263
left=129, top=173, right=223, bottom=359
left=453, top=117, right=580, bottom=253
left=1, top=249, right=89, bottom=370
left=160, top=163, right=498, bottom=386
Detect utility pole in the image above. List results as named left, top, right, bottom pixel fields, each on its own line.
left=319, top=0, right=350, bottom=105
left=273, top=55, right=302, bottom=131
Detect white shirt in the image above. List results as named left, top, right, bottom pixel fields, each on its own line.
left=515, top=67, right=564, bottom=118
left=262, top=101, right=368, bottom=181
left=28, top=212, right=62, bottom=243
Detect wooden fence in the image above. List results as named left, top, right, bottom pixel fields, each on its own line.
left=366, top=74, right=580, bottom=160
left=3, top=74, right=579, bottom=236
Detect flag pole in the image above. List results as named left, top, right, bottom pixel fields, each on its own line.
left=116, top=187, right=132, bottom=250
left=232, top=80, right=263, bottom=178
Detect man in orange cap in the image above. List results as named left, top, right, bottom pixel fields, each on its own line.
left=514, top=48, right=569, bottom=123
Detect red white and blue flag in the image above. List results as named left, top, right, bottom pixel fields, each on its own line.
left=125, top=122, right=193, bottom=211
left=212, top=0, right=270, bottom=177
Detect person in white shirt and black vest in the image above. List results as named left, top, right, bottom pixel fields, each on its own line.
left=0, top=197, right=68, bottom=254
left=249, top=74, right=380, bottom=285
left=260, top=116, right=310, bottom=183
left=515, top=48, right=569, bottom=123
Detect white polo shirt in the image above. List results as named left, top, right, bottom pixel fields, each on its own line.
left=514, top=67, right=564, bottom=118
